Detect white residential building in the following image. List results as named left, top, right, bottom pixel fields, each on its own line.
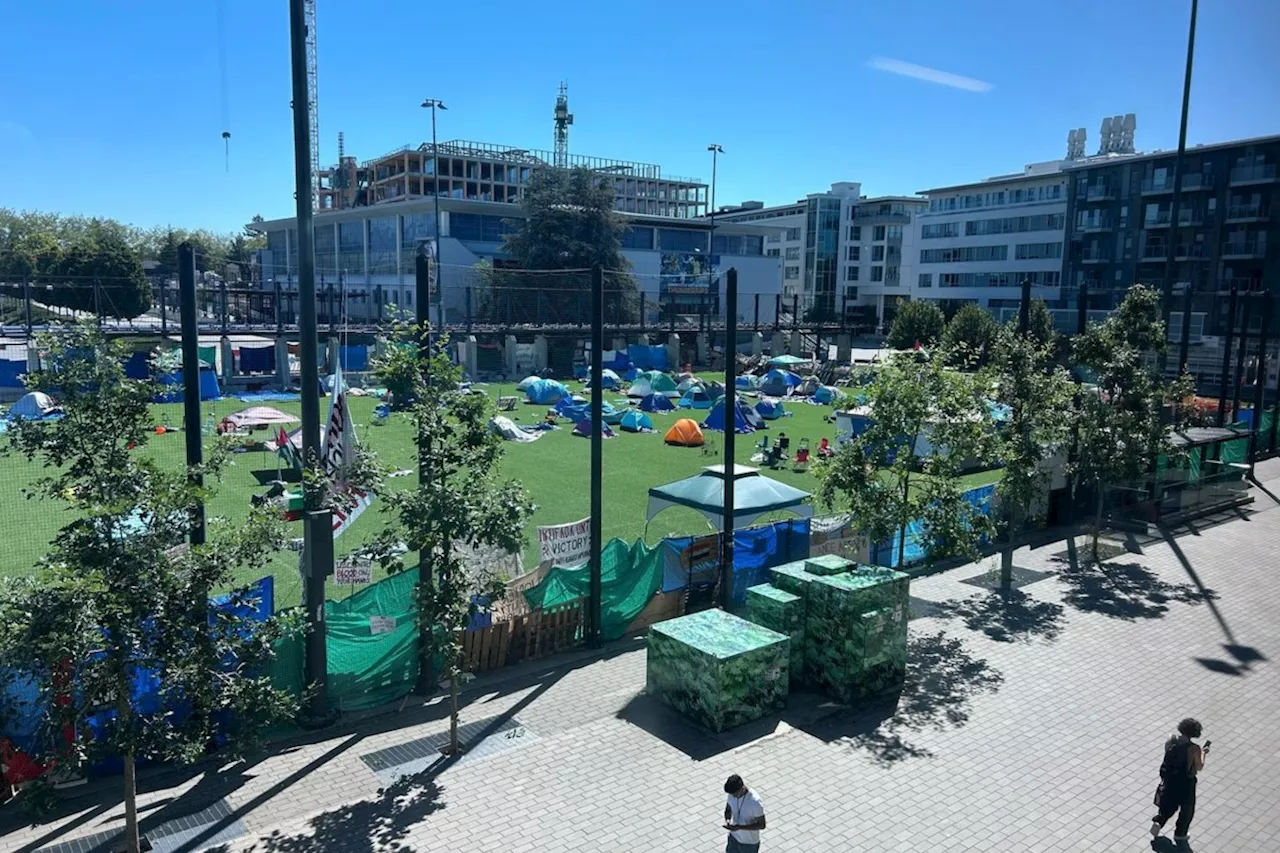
left=841, top=193, right=928, bottom=330
left=914, top=161, right=1069, bottom=321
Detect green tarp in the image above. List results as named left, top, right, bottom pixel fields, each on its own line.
left=523, top=538, right=664, bottom=641
left=325, top=567, right=421, bottom=712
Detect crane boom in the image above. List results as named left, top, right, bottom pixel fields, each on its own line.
left=304, top=0, right=320, bottom=209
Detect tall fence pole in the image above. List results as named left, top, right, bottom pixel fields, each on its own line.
left=178, top=243, right=206, bottom=547
left=588, top=266, right=604, bottom=648
left=720, top=269, right=739, bottom=610
left=1231, top=295, right=1252, bottom=424
left=1217, top=283, right=1239, bottom=427
left=753, top=293, right=760, bottom=331
left=22, top=275, right=32, bottom=336
left=1178, top=281, right=1194, bottom=375
left=1249, top=293, right=1272, bottom=475
left=290, top=0, right=331, bottom=722
left=1077, top=279, right=1090, bottom=335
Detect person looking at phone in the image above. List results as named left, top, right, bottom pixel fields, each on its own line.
left=1151, top=717, right=1209, bottom=843
left=722, top=774, right=766, bottom=853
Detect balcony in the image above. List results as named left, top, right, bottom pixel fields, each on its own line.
left=1229, top=164, right=1278, bottom=185
left=1077, top=217, right=1113, bottom=232
left=1179, top=173, right=1213, bottom=191
left=1141, top=176, right=1174, bottom=194
left=1226, top=203, right=1269, bottom=222
left=1084, top=184, right=1117, bottom=202
left=1174, top=244, right=1208, bottom=261
left=1220, top=277, right=1266, bottom=294
left=1222, top=240, right=1268, bottom=259
left=1143, top=209, right=1205, bottom=228
left=1140, top=245, right=1167, bottom=261
left=1080, top=248, right=1112, bottom=264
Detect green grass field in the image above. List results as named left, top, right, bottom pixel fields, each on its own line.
left=0, top=377, right=999, bottom=609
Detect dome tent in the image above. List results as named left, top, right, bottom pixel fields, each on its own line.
left=594, top=368, right=622, bottom=390
left=619, top=410, right=653, bottom=433
left=628, top=370, right=678, bottom=398
left=759, top=369, right=801, bottom=398
left=735, top=374, right=760, bottom=391
left=678, top=387, right=714, bottom=410
left=516, top=375, right=542, bottom=392
left=755, top=398, right=788, bottom=420
left=572, top=418, right=615, bottom=439
left=8, top=391, right=58, bottom=420
left=705, top=381, right=725, bottom=401
left=640, top=392, right=675, bottom=413
left=664, top=418, right=705, bottom=447
left=812, top=385, right=838, bottom=404
left=526, top=378, right=571, bottom=405
left=676, top=376, right=704, bottom=394
left=702, top=394, right=764, bottom=434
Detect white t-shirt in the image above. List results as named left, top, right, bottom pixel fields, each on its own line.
left=727, top=789, right=765, bottom=844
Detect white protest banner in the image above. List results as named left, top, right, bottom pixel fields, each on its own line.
left=369, top=615, right=397, bottom=635
left=536, top=517, right=592, bottom=566
left=335, top=562, right=373, bottom=585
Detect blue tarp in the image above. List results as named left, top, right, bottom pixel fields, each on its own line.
left=659, top=519, right=810, bottom=602
left=154, top=367, right=221, bottom=403
left=871, top=484, right=996, bottom=568
left=525, top=378, right=570, bottom=405
left=0, top=359, right=24, bottom=389
left=340, top=345, right=369, bottom=372
left=239, top=345, right=275, bottom=374
left=123, top=351, right=151, bottom=380
left=629, top=345, right=669, bottom=372
left=238, top=391, right=301, bottom=403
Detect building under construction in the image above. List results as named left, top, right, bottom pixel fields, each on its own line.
left=319, top=139, right=708, bottom=219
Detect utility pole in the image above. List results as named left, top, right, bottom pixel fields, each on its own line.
left=422, top=98, right=447, bottom=336
left=588, top=266, right=604, bottom=647
left=720, top=268, right=739, bottom=610
left=1160, top=0, right=1199, bottom=369
left=290, top=0, right=332, bottom=721
left=178, top=243, right=205, bottom=548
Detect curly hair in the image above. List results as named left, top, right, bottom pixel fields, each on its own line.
left=1177, top=718, right=1203, bottom=739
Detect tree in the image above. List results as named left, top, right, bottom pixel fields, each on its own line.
left=495, top=167, right=635, bottom=324
left=0, top=325, right=299, bottom=851
left=1021, top=297, right=1060, bottom=352
left=53, top=230, right=152, bottom=319
left=886, top=299, right=946, bottom=350
left=818, top=352, right=996, bottom=571
left=941, top=303, right=1000, bottom=367
left=369, top=322, right=534, bottom=754
left=1069, top=284, right=1193, bottom=562
left=988, top=322, right=1076, bottom=586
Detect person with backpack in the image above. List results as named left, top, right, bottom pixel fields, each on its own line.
left=1151, top=717, right=1209, bottom=843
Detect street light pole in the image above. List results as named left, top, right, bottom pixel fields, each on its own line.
left=707, top=144, right=722, bottom=327
left=422, top=98, right=447, bottom=336
left=1160, top=0, right=1199, bottom=372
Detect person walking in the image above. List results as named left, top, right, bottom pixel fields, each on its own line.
left=722, top=774, right=766, bottom=853
left=1151, top=717, right=1209, bottom=844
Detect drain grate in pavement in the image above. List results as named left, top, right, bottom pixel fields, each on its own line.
left=37, top=829, right=123, bottom=853
left=959, top=566, right=1054, bottom=591
left=146, top=798, right=246, bottom=853
left=360, top=716, right=536, bottom=784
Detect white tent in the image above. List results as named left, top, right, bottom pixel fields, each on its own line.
left=8, top=391, right=57, bottom=419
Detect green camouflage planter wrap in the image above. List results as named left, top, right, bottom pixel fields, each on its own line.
left=645, top=609, right=790, bottom=732
left=768, top=558, right=823, bottom=599
left=803, top=567, right=909, bottom=703
left=746, top=584, right=806, bottom=684
left=804, top=554, right=855, bottom=576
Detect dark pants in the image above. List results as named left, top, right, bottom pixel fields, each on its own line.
left=1153, top=777, right=1197, bottom=837
left=726, top=836, right=760, bottom=853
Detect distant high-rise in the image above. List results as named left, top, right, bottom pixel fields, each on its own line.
left=1066, top=128, right=1087, bottom=160
left=1097, top=113, right=1137, bottom=155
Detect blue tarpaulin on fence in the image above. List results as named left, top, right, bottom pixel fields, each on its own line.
left=239, top=345, right=275, bottom=374
left=0, top=358, right=25, bottom=388
left=629, top=345, right=670, bottom=372
left=871, top=484, right=996, bottom=568
left=340, top=345, right=369, bottom=372
left=659, top=518, right=810, bottom=605
left=153, top=367, right=221, bottom=403
left=123, top=351, right=151, bottom=380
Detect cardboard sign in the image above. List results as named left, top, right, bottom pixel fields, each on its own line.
left=369, top=615, right=396, bottom=635
left=536, top=517, right=592, bottom=566
left=335, top=562, right=373, bottom=585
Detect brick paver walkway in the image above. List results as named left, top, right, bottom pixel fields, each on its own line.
left=5, top=466, right=1280, bottom=853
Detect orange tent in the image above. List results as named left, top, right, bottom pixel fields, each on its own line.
left=664, top=418, right=705, bottom=447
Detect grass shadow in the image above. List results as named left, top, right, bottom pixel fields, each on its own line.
left=931, top=590, right=1065, bottom=644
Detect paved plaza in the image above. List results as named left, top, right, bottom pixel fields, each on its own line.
left=4, top=465, right=1280, bottom=853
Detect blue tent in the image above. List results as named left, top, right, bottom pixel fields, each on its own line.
left=703, top=395, right=764, bottom=433
left=154, top=365, right=220, bottom=403
left=735, top=374, right=759, bottom=391
left=759, top=369, right=801, bottom=397
left=572, top=418, right=615, bottom=438
left=619, top=410, right=653, bottom=433
left=629, top=345, right=669, bottom=371
left=705, top=382, right=726, bottom=402
left=640, top=392, right=674, bottom=413
left=812, top=385, right=838, bottom=404
left=596, top=368, right=622, bottom=390
left=756, top=398, right=788, bottom=420
left=678, top=388, right=714, bottom=410
left=526, top=378, right=570, bottom=405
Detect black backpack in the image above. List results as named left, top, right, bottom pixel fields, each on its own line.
left=1159, top=737, right=1191, bottom=783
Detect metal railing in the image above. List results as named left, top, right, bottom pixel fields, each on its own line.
left=1229, top=164, right=1278, bottom=184
left=1222, top=240, right=1267, bottom=257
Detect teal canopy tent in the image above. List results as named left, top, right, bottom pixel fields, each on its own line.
left=646, top=464, right=813, bottom=531
left=768, top=354, right=810, bottom=368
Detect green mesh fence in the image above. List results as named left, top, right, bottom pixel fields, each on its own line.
left=325, top=566, right=421, bottom=712
left=522, top=538, right=664, bottom=641
left=1221, top=421, right=1252, bottom=464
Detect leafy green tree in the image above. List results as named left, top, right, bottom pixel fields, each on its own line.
left=495, top=166, right=635, bottom=324
left=369, top=321, right=534, bottom=753
left=988, top=322, right=1076, bottom=586
left=0, top=326, right=300, bottom=852
left=941, top=303, right=1000, bottom=367
left=886, top=299, right=946, bottom=350
left=1070, top=284, right=1193, bottom=562
left=818, top=352, right=996, bottom=570
left=53, top=230, right=152, bottom=319
left=1021, top=297, right=1060, bottom=353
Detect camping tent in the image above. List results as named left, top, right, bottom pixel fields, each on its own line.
left=516, top=375, right=541, bottom=392
left=812, top=385, right=838, bottom=405
left=705, top=382, right=725, bottom=401
left=489, top=415, right=544, bottom=443
left=678, top=388, right=714, bottom=410
left=755, top=398, right=788, bottom=420
left=735, top=374, right=759, bottom=391
left=8, top=391, right=58, bottom=420
left=526, top=378, right=571, bottom=405
left=703, top=395, right=764, bottom=433
left=572, top=418, right=615, bottom=439
left=640, top=392, right=675, bottom=413
left=664, top=418, right=705, bottom=447
left=154, top=364, right=220, bottom=403
left=628, top=371, right=678, bottom=398
left=796, top=375, right=822, bottom=396
left=768, top=354, right=811, bottom=368
left=676, top=377, right=704, bottom=394
left=759, top=369, right=801, bottom=397
left=597, top=368, right=622, bottom=390
left=619, top=410, right=653, bottom=433
left=646, top=464, right=813, bottom=529
left=220, top=406, right=299, bottom=431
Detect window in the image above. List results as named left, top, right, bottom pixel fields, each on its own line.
left=338, top=221, right=363, bottom=275
left=886, top=225, right=903, bottom=240
left=919, top=245, right=1009, bottom=263
left=935, top=271, right=1061, bottom=288
left=766, top=233, right=781, bottom=243
left=964, top=214, right=1064, bottom=236
left=658, top=229, right=707, bottom=252
left=1013, top=242, right=1063, bottom=260
left=785, top=227, right=801, bottom=241
left=872, top=245, right=885, bottom=262
left=918, top=273, right=933, bottom=288
left=870, top=266, right=884, bottom=282
left=846, top=245, right=860, bottom=261
left=451, top=213, right=515, bottom=242
left=314, top=223, right=336, bottom=271
left=367, top=216, right=397, bottom=274
left=784, top=265, right=800, bottom=280
left=785, top=246, right=801, bottom=260
left=873, top=225, right=886, bottom=241
left=766, top=248, right=780, bottom=257
left=850, top=225, right=862, bottom=241
left=846, top=266, right=860, bottom=281
left=921, top=222, right=959, bottom=239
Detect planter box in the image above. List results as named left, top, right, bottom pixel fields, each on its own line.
left=746, top=584, right=805, bottom=684
left=645, top=609, right=789, bottom=732
left=804, top=568, right=909, bottom=702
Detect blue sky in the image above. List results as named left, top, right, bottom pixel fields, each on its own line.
left=1, top=0, right=1277, bottom=235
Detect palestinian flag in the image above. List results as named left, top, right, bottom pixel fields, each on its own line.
left=275, top=426, right=302, bottom=470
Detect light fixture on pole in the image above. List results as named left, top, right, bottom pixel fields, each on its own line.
left=707, top=144, right=723, bottom=326
left=421, top=98, right=447, bottom=334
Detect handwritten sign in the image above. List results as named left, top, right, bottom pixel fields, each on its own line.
left=335, top=562, right=373, bottom=585
left=536, top=517, right=592, bottom=566
left=369, top=615, right=397, bottom=635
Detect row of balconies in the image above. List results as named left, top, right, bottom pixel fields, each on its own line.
left=1074, top=202, right=1270, bottom=233
left=1081, top=165, right=1277, bottom=201
left=1080, top=239, right=1268, bottom=264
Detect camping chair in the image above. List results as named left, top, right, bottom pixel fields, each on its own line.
left=751, top=434, right=771, bottom=464
left=701, top=432, right=719, bottom=457
left=498, top=395, right=518, bottom=412
left=817, top=437, right=834, bottom=459
left=793, top=438, right=810, bottom=472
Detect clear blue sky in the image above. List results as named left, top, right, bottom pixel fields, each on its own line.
left=1, top=0, right=1277, bottom=235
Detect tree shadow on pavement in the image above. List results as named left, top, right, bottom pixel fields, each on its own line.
left=203, top=775, right=445, bottom=853
left=931, top=590, right=1065, bottom=644
left=804, top=631, right=1004, bottom=767
left=1052, top=540, right=1215, bottom=622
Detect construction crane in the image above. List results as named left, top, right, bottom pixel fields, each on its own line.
left=553, top=81, right=572, bottom=168
left=304, top=0, right=320, bottom=209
